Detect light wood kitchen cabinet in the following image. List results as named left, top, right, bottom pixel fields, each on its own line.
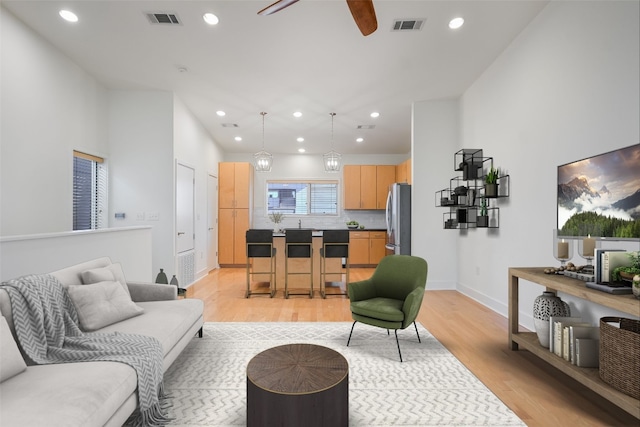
left=369, top=231, right=387, bottom=265
left=349, top=230, right=388, bottom=266
left=344, top=165, right=394, bottom=210
left=219, top=162, right=253, bottom=266
left=396, top=159, right=411, bottom=184
left=376, top=165, right=396, bottom=209
left=219, top=162, right=252, bottom=209
left=344, top=165, right=376, bottom=209
left=218, top=208, right=249, bottom=265
left=348, top=231, right=370, bottom=265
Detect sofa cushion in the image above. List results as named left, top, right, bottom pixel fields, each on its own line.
left=99, top=298, right=203, bottom=370
left=67, top=281, right=144, bottom=331
left=0, top=361, right=137, bottom=427
left=0, top=316, right=26, bottom=382
left=81, top=263, right=130, bottom=297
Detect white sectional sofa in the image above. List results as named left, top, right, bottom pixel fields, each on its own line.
left=0, top=257, right=204, bottom=427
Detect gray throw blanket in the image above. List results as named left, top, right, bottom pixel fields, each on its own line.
left=1, top=274, right=168, bottom=426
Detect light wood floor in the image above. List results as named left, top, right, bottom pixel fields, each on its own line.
left=186, top=267, right=638, bottom=426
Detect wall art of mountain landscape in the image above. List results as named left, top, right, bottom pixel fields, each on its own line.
left=557, top=144, right=640, bottom=239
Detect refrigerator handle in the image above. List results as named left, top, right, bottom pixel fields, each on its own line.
left=385, top=188, right=392, bottom=235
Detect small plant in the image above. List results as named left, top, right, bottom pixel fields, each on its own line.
left=485, top=167, right=499, bottom=185
left=269, top=212, right=284, bottom=224
left=612, top=251, right=640, bottom=282
left=479, top=197, right=488, bottom=217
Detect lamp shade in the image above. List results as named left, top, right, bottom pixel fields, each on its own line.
left=323, top=150, right=341, bottom=173
left=253, top=150, right=273, bottom=172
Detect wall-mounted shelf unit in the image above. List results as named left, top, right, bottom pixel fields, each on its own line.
left=435, top=149, right=509, bottom=230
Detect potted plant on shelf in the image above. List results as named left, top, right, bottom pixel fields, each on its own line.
left=485, top=166, right=499, bottom=197
left=612, top=251, right=640, bottom=284
left=269, top=212, right=284, bottom=232
left=477, top=197, right=489, bottom=227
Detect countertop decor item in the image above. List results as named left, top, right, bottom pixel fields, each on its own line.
left=533, top=291, right=570, bottom=348
left=269, top=212, right=284, bottom=232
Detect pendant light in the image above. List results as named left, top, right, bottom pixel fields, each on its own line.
left=253, top=112, right=272, bottom=172
left=323, top=112, right=341, bottom=172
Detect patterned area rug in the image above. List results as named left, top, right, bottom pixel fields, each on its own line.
left=163, top=322, right=524, bottom=427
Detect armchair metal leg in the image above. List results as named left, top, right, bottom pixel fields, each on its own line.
left=414, top=321, right=421, bottom=343
left=394, top=329, right=403, bottom=362
left=346, top=321, right=357, bottom=346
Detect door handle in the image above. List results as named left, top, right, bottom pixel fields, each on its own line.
left=177, top=232, right=185, bottom=236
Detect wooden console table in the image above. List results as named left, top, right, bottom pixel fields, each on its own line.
left=508, top=267, right=640, bottom=418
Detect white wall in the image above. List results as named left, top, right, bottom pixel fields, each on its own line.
left=107, top=90, right=175, bottom=279
left=173, top=96, right=225, bottom=279
left=412, top=99, right=459, bottom=290
left=0, top=227, right=152, bottom=282
left=0, top=8, right=224, bottom=284
left=0, top=8, right=108, bottom=235
left=428, top=1, right=640, bottom=328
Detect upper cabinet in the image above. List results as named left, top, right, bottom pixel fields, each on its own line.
left=219, top=162, right=252, bottom=209
left=396, top=159, right=411, bottom=184
left=344, top=165, right=395, bottom=210
left=376, top=165, right=396, bottom=209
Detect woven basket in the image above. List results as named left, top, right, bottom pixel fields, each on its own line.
left=599, top=317, right=640, bottom=400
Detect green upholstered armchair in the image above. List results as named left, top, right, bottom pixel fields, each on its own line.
left=347, top=254, right=428, bottom=362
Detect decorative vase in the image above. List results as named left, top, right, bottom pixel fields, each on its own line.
left=633, top=275, right=640, bottom=300
left=533, top=291, right=570, bottom=348
left=155, top=268, right=168, bottom=284
left=170, top=275, right=179, bottom=287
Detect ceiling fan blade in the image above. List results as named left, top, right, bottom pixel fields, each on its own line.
left=258, top=0, right=300, bottom=16
left=346, top=0, right=378, bottom=36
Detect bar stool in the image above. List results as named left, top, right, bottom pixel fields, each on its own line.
left=319, top=230, right=350, bottom=298
left=284, top=229, right=313, bottom=299
left=245, top=229, right=276, bottom=298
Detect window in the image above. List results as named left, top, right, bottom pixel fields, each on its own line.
left=267, top=181, right=338, bottom=215
left=73, top=151, right=107, bottom=230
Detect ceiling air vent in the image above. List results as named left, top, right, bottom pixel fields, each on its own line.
left=145, top=12, right=181, bottom=25
left=222, top=123, right=239, bottom=128
left=357, top=125, right=376, bottom=130
left=392, top=19, right=425, bottom=32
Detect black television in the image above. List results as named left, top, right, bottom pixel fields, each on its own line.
left=557, top=143, right=640, bottom=240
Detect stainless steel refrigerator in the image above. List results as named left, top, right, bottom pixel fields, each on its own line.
left=385, top=183, right=411, bottom=255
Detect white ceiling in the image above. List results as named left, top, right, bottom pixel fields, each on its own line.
left=2, top=0, right=548, bottom=156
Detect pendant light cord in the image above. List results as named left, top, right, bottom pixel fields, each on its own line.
left=261, top=112, right=267, bottom=151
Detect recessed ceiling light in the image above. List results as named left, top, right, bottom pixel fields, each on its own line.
left=298, top=148, right=306, bottom=153
left=59, top=10, right=78, bottom=22
left=370, top=112, right=380, bottom=118
left=216, top=110, right=226, bottom=117
left=293, top=111, right=302, bottom=118
left=449, top=17, right=464, bottom=29
left=297, top=137, right=304, bottom=142
left=356, top=137, right=364, bottom=143
left=203, top=13, right=219, bottom=25
left=234, top=136, right=242, bottom=142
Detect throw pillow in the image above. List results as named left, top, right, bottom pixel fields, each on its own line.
left=67, top=281, right=144, bottom=331
left=1, top=316, right=27, bottom=382
left=81, top=264, right=130, bottom=297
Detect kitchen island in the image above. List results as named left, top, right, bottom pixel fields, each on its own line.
left=250, top=229, right=387, bottom=297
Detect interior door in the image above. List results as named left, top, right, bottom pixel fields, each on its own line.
left=176, top=163, right=195, bottom=254
left=207, top=174, right=218, bottom=271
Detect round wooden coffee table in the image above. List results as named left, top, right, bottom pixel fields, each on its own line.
left=246, top=343, right=348, bottom=427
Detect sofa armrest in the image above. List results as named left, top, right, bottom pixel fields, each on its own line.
left=127, top=282, right=177, bottom=302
